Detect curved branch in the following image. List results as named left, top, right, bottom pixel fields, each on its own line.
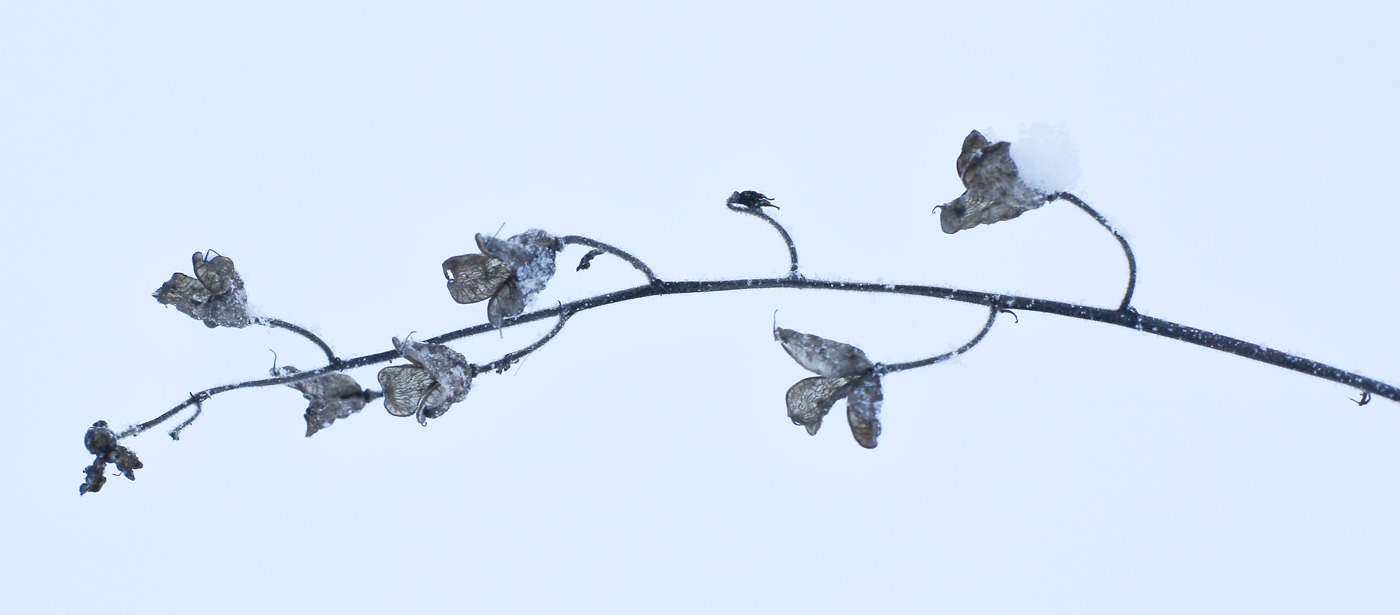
left=257, top=317, right=340, bottom=365
left=120, top=275, right=1400, bottom=442
left=560, top=235, right=659, bottom=283
left=881, top=306, right=998, bottom=374
left=476, top=311, right=573, bottom=375
left=726, top=204, right=800, bottom=276
left=1050, top=192, right=1137, bottom=311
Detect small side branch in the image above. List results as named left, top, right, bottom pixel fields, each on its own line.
left=560, top=236, right=659, bottom=283
left=257, top=317, right=340, bottom=365
left=121, top=392, right=209, bottom=439
left=726, top=204, right=800, bottom=277
left=881, top=306, right=999, bottom=374
left=1051, top=192, right=1137, bottom=311
left=477, top=311, right=573, bottom=375
left=169, top=399, right=203, bottom=440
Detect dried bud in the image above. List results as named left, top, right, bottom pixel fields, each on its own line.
left=153, top=251, right=251, bottom=328
left=938, top=130, right=1048, bottom=234
left=726, top=190, right=778, bottom=210
left=80, top=420, right=143, bottom=495
left=277, top=367, right=369, bottom=437
left=785, top=376, right=857, bottom=435
left=774, top=327, right=874, bottom=378
left=845, top=375, right=883, bottom=448
left=84, top=420, right=116, bottom=456
left=377, top=338, right=473, bottom=426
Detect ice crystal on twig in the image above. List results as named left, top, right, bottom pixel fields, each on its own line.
left=153, top=251, right=252, bottom=328
left=377, top=337, right=472, bottom=426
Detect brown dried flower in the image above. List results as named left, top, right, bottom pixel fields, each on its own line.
left=444, top=229, right=562, bottom=327
left=377, top=337, right=473, bottom=426
left=775, top=327, right=885, bottom=448
left=153, top=251, right=251, bottom=328
left=276, top=367, right=370, bottom=437
left=938, top=130, right=1049, bottom=234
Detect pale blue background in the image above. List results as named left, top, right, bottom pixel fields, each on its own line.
left=3, top=2, right=1398, bottom=613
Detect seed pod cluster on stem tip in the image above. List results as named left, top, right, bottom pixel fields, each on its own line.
left=775, top=327, right=884, bottom=448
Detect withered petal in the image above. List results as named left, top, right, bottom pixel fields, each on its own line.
left=846, top=375, right=884, bottom=449
left=487, top=280, right=526, bottom=328
left=378, top=365, right=437, bottom=418
left=443, top=254, right=513, bottom=305
left=775, top=327, right=874, bottom=378
left=940, top=138, right=1048, bottom=234
left=786, top=376, right=857, bottom=435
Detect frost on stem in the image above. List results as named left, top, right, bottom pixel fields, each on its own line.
left=775, top=327, right=885, bottom=447
left=153, top=251, right=251, bottom=328
left=443, top=229, right=562, bottom=327
left=275, top=367, right=370, bottom=437
left=377, top=337, right=472, bottom=426
left=80, top=421, right=143, bottom=495
left=937, top=130, right=1050, bottom=234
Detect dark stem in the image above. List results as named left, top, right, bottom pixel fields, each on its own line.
left=560, top=236, right=659, bottom=283
left=727, top=204, right=800, bottom=276
left=169, top=400, right=203, bottom=440
left=477, top=312, right=573, bottom=374
left=881, top=306, right=998, bottom=374
left=121, top=275, right=1400, bottom=441
left=257, top=317, right=340, bottom=365
left=1050, top=192, right=1137, bottom=311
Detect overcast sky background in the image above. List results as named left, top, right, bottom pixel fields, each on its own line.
left=4, top=2, right=1399, bottom=613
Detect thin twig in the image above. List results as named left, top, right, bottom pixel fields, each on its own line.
left=1050, top=192, right=1137, bottom=311
left=880, top=306, right=998, bottom=374
left=257, top=317, right=340, bottom=365
left=168, top=399, right=203, bottom=440
left=560, top=236, right=659, bottom=283
left=726, top=204, right=800, bottom=276
left=477, top=311, right=573, bottom=374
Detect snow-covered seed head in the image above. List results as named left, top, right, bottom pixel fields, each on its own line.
left=938, top=130, right=1048, bottom=234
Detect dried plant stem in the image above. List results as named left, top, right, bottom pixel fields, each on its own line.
left=1050, top=192, right=1138, bottom=311
left=257, top=317, right=340, bottom=365
left=121, top=274, right=1400, bottom=443
left=727, top=204, right=800, bottom=276
left=477, top=312, right=573, bottom=374
left=560, top=236, right=659, bottom=283
left=881, top=307, right=998, bottom=374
